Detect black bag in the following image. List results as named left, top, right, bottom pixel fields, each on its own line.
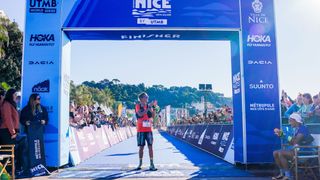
left=300, top=134, right=314, bottom=145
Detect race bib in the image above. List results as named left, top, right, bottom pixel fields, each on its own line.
left=142, top=120, right=151, bottom=127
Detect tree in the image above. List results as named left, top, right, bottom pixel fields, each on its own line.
left=0, top=18, right=23, bottom=89
left=72, top=85, right=93, bottom=106
left=80, top=79, right=232, bottom=109
left=0, top=18, right=9, bottom=58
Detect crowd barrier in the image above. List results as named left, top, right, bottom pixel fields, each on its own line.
left=69, top=125, right=137, bottom=165
left=167, top=124, right=234, bottom=164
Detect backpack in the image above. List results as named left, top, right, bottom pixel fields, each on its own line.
left=300, top=134, right=315, bottom=145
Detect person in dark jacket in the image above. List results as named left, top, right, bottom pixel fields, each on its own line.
left=20, top=93, right=48, bottom=133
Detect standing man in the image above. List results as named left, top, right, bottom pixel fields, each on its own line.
left=135, top=92, right=157, bottom=171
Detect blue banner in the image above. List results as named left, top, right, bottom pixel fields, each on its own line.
left=240, top=0, right=281, bottom=163
left=22, top=0, right=282, bottom=165
left=64, top=0, right=240, bottom=28
left=22, top=0, right=69, bottom=167
left=27, top=124, right=46, bottom=168
left=167, top=125, right=234, bottom=164
left=65, top=30, right=239, bottom=41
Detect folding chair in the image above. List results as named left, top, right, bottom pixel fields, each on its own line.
left=0, top=145, right=15, bottom=179
left=292, top=145, right=320, bottom=180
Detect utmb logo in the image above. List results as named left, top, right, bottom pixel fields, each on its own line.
left=30, top=0, right=57, bottom=8
left=134, top=0, right=171, bottom=9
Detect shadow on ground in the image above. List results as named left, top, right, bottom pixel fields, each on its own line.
left=158, top=131, right=276, bottom=179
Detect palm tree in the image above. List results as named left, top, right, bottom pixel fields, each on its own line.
left=111, top=78, right=120, bottom=85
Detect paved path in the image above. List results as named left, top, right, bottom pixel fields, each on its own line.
left=49, top=130, right=272, bottom=179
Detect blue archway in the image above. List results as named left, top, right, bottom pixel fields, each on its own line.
left=22, top=0, right=280, bottom=167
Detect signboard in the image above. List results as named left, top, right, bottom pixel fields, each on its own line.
left=240, top=0, right=281, bottom=163
left=167, top=125, right=234, bottom=164
left=64, top=0, right=240, bottom=28
left=23, top=0, right=280, bottom=165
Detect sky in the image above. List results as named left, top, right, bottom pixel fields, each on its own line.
left=0, top=0, right=319, bottom=98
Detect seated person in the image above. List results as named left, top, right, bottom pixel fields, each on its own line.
left=272, top=113, right=314, bottom=180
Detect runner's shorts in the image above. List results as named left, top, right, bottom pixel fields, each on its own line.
left=137, top=132, right=153, bottom=146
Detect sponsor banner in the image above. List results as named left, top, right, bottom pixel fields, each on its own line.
left=30, top=164, right=49, bottom=177
left=103, top=126, right=117, bottom=146
left=230, top=37, right=244, bottom=163
left=64, top=0, right=240, bottom=28
left=232, top=72, right=241, bottom=95
left=93, top=127, right=106, bottom=152
left=27, top=124, right=46, bottom=168
left=65, top=30, right=239, bottom=41
left=83, top=127, right=97, bottom=157
left=240, top=0, right=281, bottom=163
left=59, top=34, right=71, bottom=166
left=73, top=127, right=91, bottom=161
left=70, top=126, right=135, bottom=164
left=115, top=128, right=123, bottom=142
left=101, top=127, right=111, bottom=148
left=29, top=0, right=58, bottom=14
left=23, top=0, right=64, bottom=167
left=167, top=125, right=234, bottom=164
left=69, top=128, right=81, bottom=166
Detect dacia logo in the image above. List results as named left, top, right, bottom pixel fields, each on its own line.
left=134, top=0, right=171, bottom=9
left=247, top=35, right=271, bottom=43
left=29, top=61, right=54, bottom=65
left=30, top=0, right=56, bottom=8
left=248, top=60, right=272, bottom=65
left=30, top=34, right=55, bottom=42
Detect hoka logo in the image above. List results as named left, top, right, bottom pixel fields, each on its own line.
left=247, top=35, right=271, bottom=43
left=30, top=34, right=55, bottom=42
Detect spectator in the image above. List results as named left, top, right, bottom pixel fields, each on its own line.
left=309, top=94, right=320, bottom=123
left=298, top=93, right=313, bottom=123
left=281, top=90, right=293, bottom=109
left=0, top=89, right=20, bottom=143
left=273, top=113, right=314, bottom=180
left=284, top=94, right=303, bottom=118
left=0, top=88, right=28, bottom=176
left=20, top=93, right=49, bottom=133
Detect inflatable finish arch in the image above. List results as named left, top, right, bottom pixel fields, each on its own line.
left=22, top=0, right=280, bottom=167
